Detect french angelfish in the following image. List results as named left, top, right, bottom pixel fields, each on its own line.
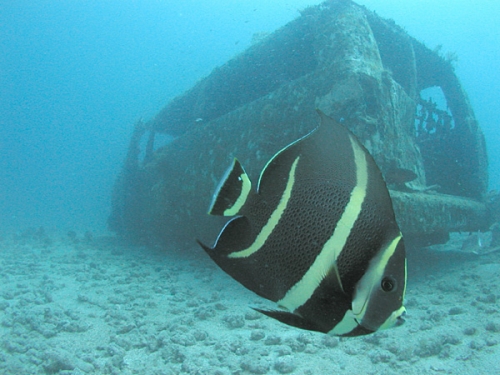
left=197, top=110, right=407, bottom=336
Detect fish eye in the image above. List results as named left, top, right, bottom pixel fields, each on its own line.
left=381, top=276, right=396, bottom=292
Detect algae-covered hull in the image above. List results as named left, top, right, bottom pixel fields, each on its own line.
left=109, top=0, right=489, bottom=249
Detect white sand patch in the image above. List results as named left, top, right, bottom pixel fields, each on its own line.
left=0, top=230, right=499, bottom=374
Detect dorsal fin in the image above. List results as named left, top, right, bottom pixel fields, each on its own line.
left=208, top=158, right=252, bottom=216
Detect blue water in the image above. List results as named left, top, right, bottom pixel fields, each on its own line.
left=1, top=0, right=499, bottom=233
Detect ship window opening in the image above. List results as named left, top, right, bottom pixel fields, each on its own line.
left=415, top=86, right=454, bottom=138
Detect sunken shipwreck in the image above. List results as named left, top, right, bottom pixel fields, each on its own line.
left=109, top=0, right=490, bottom=250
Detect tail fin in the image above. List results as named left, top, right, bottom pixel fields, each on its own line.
left=208, top=158, right=252, bottom=216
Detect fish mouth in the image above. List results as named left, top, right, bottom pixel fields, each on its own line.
left=377, top=306, right=407, bottom=331
left=357, top=305, right=406, bottom=332
left=395, top=310, right=406, bottom=326
left=351, top=290, right=407, bottom=331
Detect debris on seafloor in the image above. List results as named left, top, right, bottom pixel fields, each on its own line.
left=427, top=230, right=500, bottom=256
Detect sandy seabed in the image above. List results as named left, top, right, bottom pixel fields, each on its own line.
left=0, top=230, right=499, bottom=375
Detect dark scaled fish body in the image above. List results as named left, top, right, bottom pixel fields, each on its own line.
left=198, top=110, right=407, bottom=336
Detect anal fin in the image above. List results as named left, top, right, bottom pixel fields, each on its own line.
left=199, top=216, right=253, bottom=257
left=253, top=308, right=327, bottom=333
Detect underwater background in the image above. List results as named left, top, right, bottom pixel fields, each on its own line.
left=1, top=1, right=500, bottom=374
